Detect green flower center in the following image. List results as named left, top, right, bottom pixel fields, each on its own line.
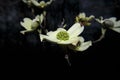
left=56, top=31, right=69, bottom=41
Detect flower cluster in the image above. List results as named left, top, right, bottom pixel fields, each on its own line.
left=20, top=0, right=120, bottom=52
left=22, top=0, right=53, bottom=8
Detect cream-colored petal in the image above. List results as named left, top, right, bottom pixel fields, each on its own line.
left=20, top=18, right=32, bottom=30
left=39, top=1, right=46, bottom=8
left=95, top=18, right=104, bottom=24
left=75, top=41, right=92, bottom=51
left=31, top=0, right=40, bottom=6
left=57, top=28, right=66, bottom=31
left=67, top=23, right=84, bottom=38
left=87, top=15, right=95, bottom=21
left=33, top=15, right=40, bottom=22
left=20, top=30, right=33, bottom=35
left=107, top=17, right=120, bottom=28
left=71, top=36, right=84, bottom=46
left=79, top=36, right=85, bottom=43
left=79, top=13, right=86, bottom=18
left=46, top=0, right=53, bottom=5
left=114, top=20, right=120, bottom=27
left=40, top=34, right=58, bottom=43
left=22, top=0, right=32, bottom=4
left=40, top=14, right=44, bottom=24
left=57, top=37, right=80, bottom=45
left=111, top=27, right=120, bottom=33
left=47, top=31, right=54, bottom=36
left=47, top=28, right=65, bottom=36
left=108, top=17, right=116, bottom=23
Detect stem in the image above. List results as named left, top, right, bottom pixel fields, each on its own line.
left=65, top=54, right=71, bottom=66
left=61, top=45, right=71, bottom=67
left=93, top=28, right=106, bottom=43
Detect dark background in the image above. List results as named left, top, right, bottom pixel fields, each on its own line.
left=0, top=0, right=120, bottom=78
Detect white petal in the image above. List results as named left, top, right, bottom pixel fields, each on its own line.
left=56, top=28, right=66, bottom=31
left=71, top=36, right=84, bottom=46
left=47, top=28, right=66, bottom=36
left=108, top=17, right=117, bottom=23
left=107, top=17, right=120, bottom=28
left=75, top=41, right=92, bottom=51
left=95, top=18, right=104, bottom=24
left=57, top=37, right=80, bottom=45
left=40, top=14, right=44, bottom=24
left=79, top=36, right=85, bottom=43
left=20, top=18, right=32, bottom=30
left=31, top=0, right=40, bottom=6
left=40, top=34, right=58, bottom=42
left=34, top=15, right=40, bottom=22
left=111, top=27, right=120, bottom=33
left=20, top=30, right=33, bottom=35
left=46, top=0, right=53, bottom=5
left=47, top=31, right=54, bottom=36
left=79, top=13, right=86, bottom=18
left=114, top=20, right=120, bottom=27
left=67, top=23, right=84, bottom=38
left=39, top=1, right=46, bottom=8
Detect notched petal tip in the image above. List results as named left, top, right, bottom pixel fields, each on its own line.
left=76, top=41, right=92, bottom=51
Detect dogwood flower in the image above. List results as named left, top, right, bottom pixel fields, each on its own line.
left=23, top=0, right=53, bottom=8
left=33, top=0, right=53, bottom=8
left=20, top=14, right=44, bottom=34
left=96, top=17, right=120, bottom=33
left=68, top=37, right=92, bottom=51
left=40, top=23, right=84, bottom=45
left=75, top=12, right=94, bottom=26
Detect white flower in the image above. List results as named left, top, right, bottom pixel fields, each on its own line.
left=40, top=23, right=84, bottom=45
left=78, top=13, right=94, bottom=20
left=20, top=14, right=44, bottom=34
left=31, top=0, right=53, bottom=8
left=75, top=12, right=94, bottom=26
left=68, top=37, right=92, bottom=51
left=106, top=17, right=120, bottom=33
left=22, top=0, right=33, bottom=6
left=96, top=17, right=120, bottom=33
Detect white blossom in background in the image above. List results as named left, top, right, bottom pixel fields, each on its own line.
left=96, top=17, right=120, bottom=33
left=20, top=14, right=44, bottom=34
left=32, top=0, right=53, bottom=8
left=94, top=17, right=120, bottom=43
left=22, top=0, right=54, bottom=8
left=75, top=12, right=94, bottom=26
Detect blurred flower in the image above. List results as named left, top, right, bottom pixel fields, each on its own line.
left=23, top=0, right=54, bottom=8
left=96, top=17, right=120, bottom=33
left=40, top=23, right=84, bottom=46
left=75, top=12, right=94, bottom=26
left=32, top=0, right=53, bottom=8
left=22, top=0, right=33, bottom=6
left=20, top=14, right=44, bottom=34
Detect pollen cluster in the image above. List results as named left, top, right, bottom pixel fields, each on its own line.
left=56, top=31, right=69, bottom=41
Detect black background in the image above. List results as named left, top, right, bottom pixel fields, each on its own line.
left=0, top=0, right=120, bottom=78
